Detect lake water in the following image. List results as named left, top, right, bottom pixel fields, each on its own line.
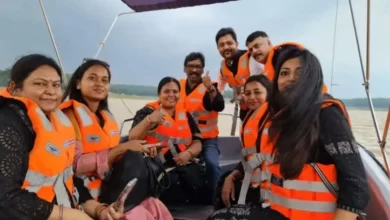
left=109, top=98, right=390, bottom=165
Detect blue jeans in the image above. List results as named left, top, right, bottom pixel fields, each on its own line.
left=201, top=137, right=222, bottom=204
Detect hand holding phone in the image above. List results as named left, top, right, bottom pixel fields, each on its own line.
left=113, top=178, right=137, bottom=211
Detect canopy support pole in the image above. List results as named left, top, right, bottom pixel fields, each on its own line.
left=348, top=0, right=390, bottom=178
left=94, top=12, right=136, bottom=59
left=38, top=0, right=67, bottom=84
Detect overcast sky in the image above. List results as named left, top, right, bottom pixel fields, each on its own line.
left=0, top=0, right=389, bottom=98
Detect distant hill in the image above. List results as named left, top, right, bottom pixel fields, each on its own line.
left=1, top=69, right=388, bottom=109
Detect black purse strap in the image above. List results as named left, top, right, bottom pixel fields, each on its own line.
left=310, top=163, right=366, bottom=219
left=144, top=154, right=171, bottom=190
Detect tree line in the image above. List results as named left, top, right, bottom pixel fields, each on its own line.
left=0, top=69, right=388, bottom=109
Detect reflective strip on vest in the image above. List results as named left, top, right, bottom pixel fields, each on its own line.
left=147, top=131, right=192, bottom=145
left=25, top=166, right=73, bottom=208
left=80, top=175, right=100, bottom=199
left=35, top=108, right=53, bottom=131
left=240, top=56, right=247, bottom=69
left=237, top=160, right=253, bottom=205
left=198, top=84, right=206, bottom=94
left=75, top=106, right=93, bottom=127
left=199, top=124, right=218, bottom=133
left=262, top=189, right=336, bottom=213
left=247, top=152, right=274, bottom=169
left=178, top=112, right=186, bottom=120
left=54, top=110, right=72, bottom=127
left=104, top=110, right=116, bottom=121
left=241, top=146, right=256, bottom=157
left=188, top=98, right=203, bottom=103
left=157, top=138, right=182, bottom=164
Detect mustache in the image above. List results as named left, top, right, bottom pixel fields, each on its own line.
left=223, top=49, right=233, bottom=54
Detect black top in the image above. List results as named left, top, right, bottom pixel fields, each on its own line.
left=0, top=99, right=93, bottom=220
left=131, top=106, right=202, bottom=166
left=235, top=105, right=370, bottom=213
left=220, top=50, right=248, bottom=76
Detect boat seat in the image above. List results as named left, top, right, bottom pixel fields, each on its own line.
left=218, top=136, right=241, bottom=173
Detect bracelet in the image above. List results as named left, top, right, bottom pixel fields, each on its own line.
left=186, top=149, right=194, bottom=158
left=146, top=115, right=151, bottom=123
left=59, top=204, right=64, bottom=220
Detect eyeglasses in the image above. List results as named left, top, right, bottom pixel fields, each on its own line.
left=185, top=64, right=203, bottom=70
left=82, top=58, right=110, bottom=68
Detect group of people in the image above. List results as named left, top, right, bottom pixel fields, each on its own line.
left=0, top=27, right=370, bottom=220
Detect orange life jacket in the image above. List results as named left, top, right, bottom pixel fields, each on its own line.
left=0, top=88, right=75, bottom=207
left=239, top=107, right=264, bottom=188
left=178, top=79, right=219, bottom=139
left=264, top=42, right=329, bottom=93
left=144, top=101, right=192, bottom=164
left=243, top=99, right=350, bottom=220
left=220, top=51, right=251, bottom=110
left=59, top=100, right=120, bottom=199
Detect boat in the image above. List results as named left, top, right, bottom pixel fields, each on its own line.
left=35, top=0, right=390, bottom=219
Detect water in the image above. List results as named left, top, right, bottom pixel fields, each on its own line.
left=349, top=109, right=390, bottom=165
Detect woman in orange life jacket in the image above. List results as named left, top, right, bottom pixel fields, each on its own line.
left=60, top=59, right=172, bottom=220
left=129, top=77, right=203, bottom=203
left=210, top=47, right=370, bottom=220
left=219, top=74, right=272, bottom=207
left=210, top=74, right=273, bottom=218
left=129, top=76, right=202, bottom=166
left=0, top=54, right=124, bottom=220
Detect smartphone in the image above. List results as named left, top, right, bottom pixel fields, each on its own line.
left=113, top=178, right=138, bottom=210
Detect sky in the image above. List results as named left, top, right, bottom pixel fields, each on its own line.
left=0, top=0, right=389, bottom=98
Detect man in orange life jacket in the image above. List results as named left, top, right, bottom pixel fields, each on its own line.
left=179, top=52, right=225, bottom=204
left=216, top=27, right=264, bottom=121
left=246, top=30, right=329, bottom=93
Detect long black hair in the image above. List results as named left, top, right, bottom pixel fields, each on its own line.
left=268, top=47, right=324, bottom=179
left=62, top=59, right=111, bottom=112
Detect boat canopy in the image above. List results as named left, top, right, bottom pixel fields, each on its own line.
left=121, top=0, right=237, bottom=12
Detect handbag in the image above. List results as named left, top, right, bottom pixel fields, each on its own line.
left=99, top=150, right=170, bottom=212
left=159, top=163, right=208, bottom=205
left=310, top=163, right=367, bottom=220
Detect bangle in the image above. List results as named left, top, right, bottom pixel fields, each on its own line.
left=146, top=115, right=151, bottom=123
left=59, top=205, right=64, bottom=220
left=186, top=149, right=194, bottom=158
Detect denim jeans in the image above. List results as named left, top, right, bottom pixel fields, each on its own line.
left=201, top=137, right=222, bottom=204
